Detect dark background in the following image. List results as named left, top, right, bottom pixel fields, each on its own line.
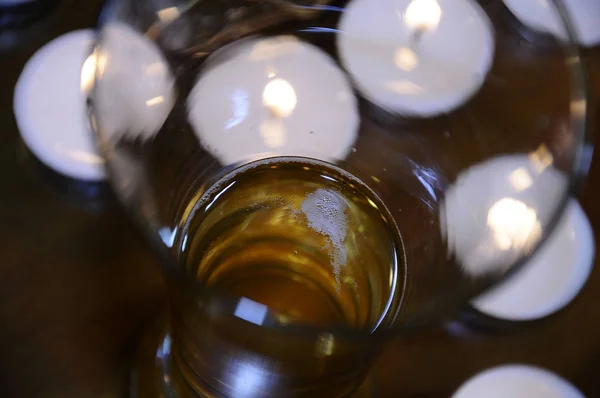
left=1, top=1, right=599, bottom=397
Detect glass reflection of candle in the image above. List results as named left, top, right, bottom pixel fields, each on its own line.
left=188, top=36, right=358, bottom=166
left=441, top=154, right=567, bottom=277
left=487, top=197, right=541, bottom=252
left=337, top=0, right=494, bottom=117
left=473, top=200, right=594, bottom=322
left=503, top=0, right=600, bottom=47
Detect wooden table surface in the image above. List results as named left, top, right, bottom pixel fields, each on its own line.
left=1, top=1, right=599, bottom=397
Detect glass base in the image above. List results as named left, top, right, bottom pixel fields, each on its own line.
left=130, top=315, right=381, bottom=398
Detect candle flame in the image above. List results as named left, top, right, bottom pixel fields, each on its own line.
left=487, top=198, right=541, bottom=252
left=404, top=0, right=442, bottom=32
left=262, top=78, right=297, bottom=118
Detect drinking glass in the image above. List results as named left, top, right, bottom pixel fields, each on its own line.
left=89, top=0, right=592, bottom=396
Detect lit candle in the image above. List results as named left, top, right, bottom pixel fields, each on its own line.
left=187, top=35, right=359, bottom=166
left=441, top=150, right=568, bottom=277
left=337, top=0, right=494, bottom=117
left=472, top=199, right=593, bottom=321
left=14, top=30, right=106, bottom=181
left=503, top=0, right=600, bottom=47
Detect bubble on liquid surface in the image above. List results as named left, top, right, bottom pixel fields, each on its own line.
left=301, top=188, right=349, bottom=290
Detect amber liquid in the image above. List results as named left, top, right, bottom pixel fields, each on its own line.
left=177, top=157, right=405, bottom=331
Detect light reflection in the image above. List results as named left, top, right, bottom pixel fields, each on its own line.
left=509, top=167, right=533, bottom=191
left=570, top=98, right=586, bottom=117
left=205, top=181, right=236, bottom=212
left=315, top=333, right=335, bottom=357
left=529, top=144, right=554, bottom=173
left=145, top=62, right=166, bottom=75
left=228, top=360, right=269, bottom=397
left=248, top=37, right=301, bottom=61
left=367, top=198, right=379, bottom=209
left=181, top=234, right=188, bottom=252
left=146, top=96, right=165, bottom=107
left=80, top=50, right=107, bottom=94
left=487, top=198, right=541, bottom=252
left=394, top=47, right=419, bottom=71
left=234, top=297, right=268, bottom=326
left=157, top=7, right=180, bottom=22
left=225, top=90, right=249, bottom=130
left=404, top=0, right=442, bottom=32
left=54, top=145, right=104, bottom=164
left=383, top=80, right=423, bottom=94
left=262, top=78, right=297, bottom=117
left=265, top=65, right=277, bottom=79
left=259, top=119, right=286, bottom=148
left=158, top=226, right=178, bottom=248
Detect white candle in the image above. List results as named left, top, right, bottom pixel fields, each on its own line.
left=472, top=199, right=593, bottom=321
left=14, top=30, right=106, bottom=181
left=503, top=0, right=600, bottom=47
left=337, top=0, right=494, bottom=117
left=187, top=35, right=359, bottom=166
left=441, top=150, right=568, bottom=277
left=454, top=365, right=585, bottom=398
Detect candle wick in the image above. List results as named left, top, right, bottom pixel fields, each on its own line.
left=410, top=26, right=427, bottom=49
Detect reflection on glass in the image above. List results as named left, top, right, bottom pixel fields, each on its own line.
left=145, top=96, right=165, bottom=107
left=442, top=154, right=567, bottom=277
left=488, top=198, right=541, bottom=252
left=80, top=50, right=106, bottom=94
left=223, top=89, right=250, bottom=130
left=509, top=168, right=534, bottom=191
left=394, top=47, right=419, bottom=71
left=53, top=144, right=104, bottom=165
left=259, top=118, right=286, bottom=148
left=156, top=7, right=180, bottom=23
left=262, top=78, right=297, bottom=117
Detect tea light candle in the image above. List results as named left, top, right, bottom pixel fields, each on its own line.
left=503, top=0, right=600, bottom=47
left=472, top=199, right=593, bottom=321
left=454, top=365, right=585, bottom=398
left=14, top=30, right=106, bottom=181
left=187, top=35, right=359, bottom=166
left=441, top=151, right=568, bottom=277
left=337, top=0, right=495, bottom=117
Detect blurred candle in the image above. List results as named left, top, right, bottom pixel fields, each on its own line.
left=14, top=30, right=106, bottom=181
left=503, top=0, right=600, bottom=47
left=441, top=151, right=568, bottom=277
left=454, top=365, right=585, bottom=398
left=472, top=199, right=593, bottom=321
left=187, top=36, right=359, bottom=165
left=337, top=0, right=494, bottom=117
